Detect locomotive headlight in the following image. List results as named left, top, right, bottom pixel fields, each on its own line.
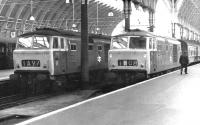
left=43, top=62, right=48, bottom=69
left=109, top=54, right=112, bottom=58
left=43, top=64, right=47, bottom=68
left=143, top=54, right=147, bottom=58
left=15, top=63, right=20, bottom=68
left=140, top=64, right=144, bottom=68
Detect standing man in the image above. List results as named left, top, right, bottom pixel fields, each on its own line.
left=179, top=51, right=189, bottom=75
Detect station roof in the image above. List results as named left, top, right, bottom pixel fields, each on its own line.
left=177, top=0, right=200, bottom=31
left=1, top=0, right=199, bottom=37
left=0, top=0, right=156, bottom=36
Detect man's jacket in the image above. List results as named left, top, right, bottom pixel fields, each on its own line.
left=179, top=55, right=189, bottom=66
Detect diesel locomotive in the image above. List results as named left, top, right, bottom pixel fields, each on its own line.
left=108, top=29, right=200, bottom=83
left=10, top=28, right=110, bottom=93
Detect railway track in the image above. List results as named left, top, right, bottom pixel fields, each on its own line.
left=0, top=93, right=59, bottom=110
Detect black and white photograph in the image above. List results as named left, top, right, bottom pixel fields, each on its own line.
left=0, top=0, right=199, bottom=124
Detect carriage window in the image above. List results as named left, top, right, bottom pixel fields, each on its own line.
left=70, top=43, right=77, bottom=51
left=111, top=36, right=128, bottom=49
left=97, top=45, right=102, bottom=51
left=60, top=38, right=64, bottom=49
left=129, top=37, right=146, bottom=49
left=53, top=37, right=59, bottom=48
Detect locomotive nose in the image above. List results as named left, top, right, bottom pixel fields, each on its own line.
left=108, top=50, right=147, bottom=71
left=13, top=50, right=50, bottom=72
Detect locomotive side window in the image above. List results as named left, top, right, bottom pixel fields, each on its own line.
left=149, top=38, right=152, bottom=49
left=65, top=39, right=69, bottom=51
left=70, top=43, right=77, bottom=51
left=60, top=38, right=64, bottom=49
left=88, top=44, right=93, bottom=51
left=97, top=45, right=102, bottom=51
left=53, top=37, right=59, bottom=48
left=129, top=37, right=146, bottom=49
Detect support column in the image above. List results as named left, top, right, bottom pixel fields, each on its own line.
left=123, top=0, right=131, bottom=32
left=149, top=11, right=154, bottom=32
left=81, top=0, right=89, bottom=83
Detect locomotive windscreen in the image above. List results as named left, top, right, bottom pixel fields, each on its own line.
left=129, top=37, right=146, bottom=49
left=111, top=36, right=128, bottom=49
left=17, top=36, right=50, bottom=49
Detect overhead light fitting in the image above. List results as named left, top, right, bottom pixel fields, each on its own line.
left=108, top=12, right=114, bottom=17
left=29, top=0, right=35, bottom=21
left=30, top=16, right=35, bottom=21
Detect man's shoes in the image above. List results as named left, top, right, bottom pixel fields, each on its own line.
left=185, top=72, right=188, bottom=74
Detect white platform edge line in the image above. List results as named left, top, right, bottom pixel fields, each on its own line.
left=17, top=69, right=180, bottom=125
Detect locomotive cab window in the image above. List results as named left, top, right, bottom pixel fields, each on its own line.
left=70, top=43, right=77, bottom=51
left=149, top=38, right=152, bottom=49
left=17, top=36, right=50, bottom=49
left=88, top=44, right=93, bottom=51
left=53, top=37, right=59, bottom=49
left=60, top=38, right=64, bottom=49
left=111, top=36, right=128, bottom=49
left=129, top=37, right=146, bottom=49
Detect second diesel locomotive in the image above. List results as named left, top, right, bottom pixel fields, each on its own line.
left=11, top=28, right=110, bottom=94
left=108, top=29, right=200, bottom=83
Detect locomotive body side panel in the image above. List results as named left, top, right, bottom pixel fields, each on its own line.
left=88, top=38, right=110, bottom=71
left=66, top=38, right=81, bottom=74
left=149, top=38, right=181, bottom=74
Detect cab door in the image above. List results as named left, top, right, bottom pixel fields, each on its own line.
left=59, top=37, right=67, bottom=74
left=52, top=37, right=66, bottom=75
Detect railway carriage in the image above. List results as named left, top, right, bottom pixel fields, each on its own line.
left=108, top=29, right=182, bottom=82
left=179, top=40, right=200, bottom=63
left=11, top=28, right=110, bottom=93
left=0, top=37, right=16, bottom=69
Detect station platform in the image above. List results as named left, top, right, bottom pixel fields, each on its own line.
left=16, top=64, right=200, bottom=125
left=0, top=69, right=13, bottom=81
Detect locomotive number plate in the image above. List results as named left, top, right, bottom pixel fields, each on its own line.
left=22, top=60, right=40, bottom=67
left=118, top=60, right=138, bottom=66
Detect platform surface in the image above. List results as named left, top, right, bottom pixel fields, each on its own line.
left=18, top=64, right=200, bottom=125
left=0, top=69, right=13, bottom=81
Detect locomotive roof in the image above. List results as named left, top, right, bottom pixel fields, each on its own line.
left=113, top=29, right=155, bottom=37
left=19, top=28, right=111, bottom=40
left=20, top=28, right=79, bottom=37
